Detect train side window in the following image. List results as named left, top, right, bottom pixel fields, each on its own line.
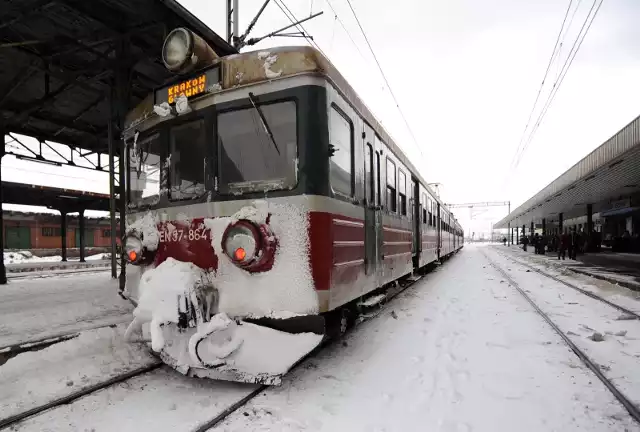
left=329, top=105, right=354, bottom=197
left=365, top=143, right=374, bottom=204
left=386, top=158, right=397, bottom=213
left=376, top=152, right=381, bottom=206
left=398, top=170, right=407, bottom=216
left=422, top=193, right=427, bottom=224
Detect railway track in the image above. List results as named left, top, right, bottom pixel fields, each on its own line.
left=482, top=249, right=640, bottom=424
left=7, top=267, right=110, bottom=280
left=0, top=257, right=451, bottom=432
left=492, top=248, right=640, bottom=320
left=191, top=262, right=437, bottom=431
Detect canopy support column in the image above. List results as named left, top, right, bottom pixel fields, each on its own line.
left=79, top=209, right=86, bottom=262
left=559, top=212, right=564, bottom=233
left=60, top=210, right=67, bottom=262
left=587, top=204, right=593, bottom=251
left=0, top=139, right=6, bottom=285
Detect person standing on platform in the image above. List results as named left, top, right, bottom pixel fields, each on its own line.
left=559, top=232, right=568, bottom=260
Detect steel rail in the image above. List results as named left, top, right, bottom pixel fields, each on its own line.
left=493, top=248, right=640, bottom=320
left=0, top=362, right=163, bottom=430
left=482, top=250, right=640, bottom=424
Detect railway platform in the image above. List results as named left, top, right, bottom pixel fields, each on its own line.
left=499, top=244, right=640, bottom=291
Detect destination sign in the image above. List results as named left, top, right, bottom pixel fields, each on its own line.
left=154, top=66, right=220, bottom=105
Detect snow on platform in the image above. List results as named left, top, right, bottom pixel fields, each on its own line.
left=0, top=272, right=132, bottom=347
left=214, top=245, right=638, bottom=432
left=0, top=324, right=157, bottom=420
left=486, top=248, right=640, bottom=413
left=12, top=368, right=259, bottom=432
left=493, top=246, right=640, bottom=314
left=502, top=245, right=640, bottom=292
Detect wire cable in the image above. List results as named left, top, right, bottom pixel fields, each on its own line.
left=509, top=0, right=574, bottom=171
left=513, top=0, right=603, bottom=169
left=274, top=0, right=329, bottom=58
left=324, top=0, right=367, bottom=62
left=343, top=0, right=425, bottom=160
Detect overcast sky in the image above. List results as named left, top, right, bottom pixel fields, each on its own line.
left=4, top=0, right=640, bottom=236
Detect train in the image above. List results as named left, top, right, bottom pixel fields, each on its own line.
left=121, top=28, right=463, bottom=385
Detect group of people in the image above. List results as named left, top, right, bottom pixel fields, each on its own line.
left=502, top=228, right=601, bottom=261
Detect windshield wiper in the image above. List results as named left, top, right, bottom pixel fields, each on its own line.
left=247, top=92, right=280, bottom=155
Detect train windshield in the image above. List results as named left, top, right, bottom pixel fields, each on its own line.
left=127, top=132, right=162, bottom=208
left=217, top=100, right=297, bottom=194
left=169, top=119, right=207, bottom=200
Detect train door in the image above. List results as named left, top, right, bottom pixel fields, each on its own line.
left=437, top=203, right=442, bottom=259
left=363, top=125, right=380, bottom=283
left=412, top=179, right=421, bottom=268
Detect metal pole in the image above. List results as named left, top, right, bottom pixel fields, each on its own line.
left=226, top=0, right=233, bottom=44
left=0, top=142, right=6, bottom=285
left=79, top=209, right=86, bottom=262
left=60, top=211, right=67, bottom=261
left=233, top=0, right=240, bottom=47
left=507, top=200, right=511, bottom=245
left=108, top=89, right=118, bottom=279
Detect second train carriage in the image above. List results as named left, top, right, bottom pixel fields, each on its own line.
left=122, top=28, right=463, bottom=385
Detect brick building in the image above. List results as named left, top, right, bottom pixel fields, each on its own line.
left=2, top=211, right=120, bottom=250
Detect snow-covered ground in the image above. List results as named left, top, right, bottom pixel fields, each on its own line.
left=0, top=272, right=132, bottom=347
left=4, top=251, right=110, bottom=264
left=12, top=368, right=258, bottom=432
left=209, top=244, right=637, bottom=432
left=4, top=245, right=640, bottom=431
left=485, top=246, right=640, bottom=411
left=1, top=325, right=157, bottom=419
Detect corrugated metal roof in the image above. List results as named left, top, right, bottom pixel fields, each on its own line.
left=495, top=114, right=640, bottom=228
left=0, top=0, right=235, bottom=153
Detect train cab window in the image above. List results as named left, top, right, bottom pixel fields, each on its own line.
left=398, top=170, right=407, bottom=216
left=365, top=143, right=374, bottom=204
left=127, top=132, right=161, bottom=208
left=218, top=100, right=298, bottom=194
left=169, top=120, right=206, bottom=200
left=329, top=106, right=354, bottom=197
left=386, top=158, right=397, bottom=213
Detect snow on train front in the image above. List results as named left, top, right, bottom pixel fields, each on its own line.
left=122, top=200, right=324, bottom=385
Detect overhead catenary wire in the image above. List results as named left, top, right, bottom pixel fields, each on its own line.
left=273, top=0, right=329, bottom=58
left=342, top=0, right=425, bottom=162
left=513, top=0, right=603, bottom=170
left=509, top=0, right=575, bottom=171
left=323, top=0, right=367, bottom=62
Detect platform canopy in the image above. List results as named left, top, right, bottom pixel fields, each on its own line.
left=495, top=115, right=640, bottom=229
left=2, top=181, right=109, bottom=211
left=0, top=0, right=236, bottom=155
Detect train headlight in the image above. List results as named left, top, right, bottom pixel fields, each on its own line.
left=162, top=28, right=193, bottom=73
left=161, top=27, right=220, bottom=74
left=124, top=235, right=144, bottom=264
left=222, top=222, right=258, bottom=266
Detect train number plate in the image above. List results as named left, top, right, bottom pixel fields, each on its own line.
left=159, top=227, right=209, bottom=243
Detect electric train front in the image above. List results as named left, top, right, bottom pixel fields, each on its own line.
left=120, top=29, right=323, bottom=385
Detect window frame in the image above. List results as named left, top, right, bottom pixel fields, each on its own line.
left=365, top=142, right=375, bottom=205
left=385, top=157, right=397, bottom=213
left=329, top=103, right=355, bottom=198
left=398, top=169, right=407, bottom=216
left=168, top=117, right=208, bottom=202
left=216, top=98, right=299, bottom=196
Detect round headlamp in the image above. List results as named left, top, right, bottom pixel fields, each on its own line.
left=162, top=28, right=194, bottom=73
left=124, top=235, right=144, bottom=264
left=161, top=27, right=220, bottom=75
left=223, top=224, right=258, bottom=265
